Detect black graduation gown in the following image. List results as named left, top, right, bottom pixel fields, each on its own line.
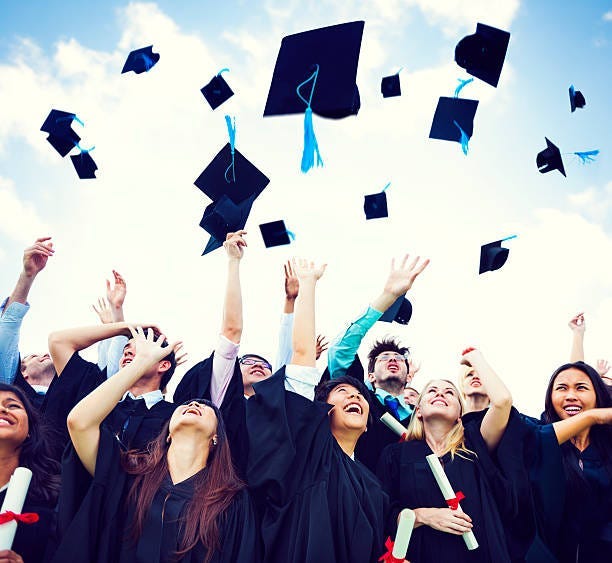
left=0, top=488, right=56, bottom=563
left=247, top=370, right=388, bottom=563
left=174, top=352, right=248, bottom=477
left=377, top=415, right=515, bottom=563
left=52, top=427, right=259, bottom=563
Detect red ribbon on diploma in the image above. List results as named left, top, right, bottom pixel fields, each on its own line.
left=378, top=536, right=404, bottom=563
left=446, top=491, right=465, bottom=510
left=0, top=510, right=40, bottom=525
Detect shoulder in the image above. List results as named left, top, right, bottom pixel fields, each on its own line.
left=60, top=351, right=102, bottom=378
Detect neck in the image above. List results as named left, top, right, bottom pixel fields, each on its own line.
left=129, top=380, right=159, bottom=398
left=378, top=380, right=404, bottom=397
left=331, top=428, right=361, bottom=458
left=464, top=393, right=490, bottom=413
left=243, top=385, right=255, bottom=398
left=0, top=445, right=20, bottom=488
left=570, top=428, right=591, bottom=452
left=423, top=418, right=455, bottom=456
left=167, top=434, right=210, bottom=484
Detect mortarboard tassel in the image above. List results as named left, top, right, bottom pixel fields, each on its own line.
left=138, top=53, right=154, bottom=72
left=56, top=114, right=84, bottom=127
left=454, top=77, right=474, bottom=98
left=224, top=115, right=236, bottom=183
left=573, top=150, right=599, bottom=164
left=296, top=65, right=324, bottom=173
left=453, top=120, right=470, bottom=155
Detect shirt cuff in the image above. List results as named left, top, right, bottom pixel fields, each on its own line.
left=0, top=300, right=30, bottom=320
left=216, top=334, right=240, bottom=359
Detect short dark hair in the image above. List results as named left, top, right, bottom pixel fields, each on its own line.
left=367, top=337, right=409, bottom=374
left=314, top=376, right=373, bottom=428
left=136, top=329, right=176, bottom=390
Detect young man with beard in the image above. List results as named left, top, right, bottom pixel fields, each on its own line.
left=326, top=253, right=429, bottom=472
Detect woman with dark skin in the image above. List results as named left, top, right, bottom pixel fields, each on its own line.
left=52, top=327, right=258, bottom=563
left=0, top=383, right=60, bottom=563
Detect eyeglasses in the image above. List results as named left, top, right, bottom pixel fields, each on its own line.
left=240, top=357, right=272, bottom=370
left=375, top=352, right=407, bottom=363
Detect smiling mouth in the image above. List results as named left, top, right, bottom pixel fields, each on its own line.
left=563, top=405, right=582, bottom=416
left=343, top=403, right=363, bottom=415
left=431, top=399, right=448, bottom=406
left=183, top=407, right=202, bottom=416
left=0, top=418, right=14, bottom=426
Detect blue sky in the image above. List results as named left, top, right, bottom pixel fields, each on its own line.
left=0, top=1, right=610, bottom=414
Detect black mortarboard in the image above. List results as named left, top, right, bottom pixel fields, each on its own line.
left=429, top=96, right=478, bottom=144
left=381, top=73, right=401, bottom=98
left=194, top=143, right=270, bottom=204
left=259, top=220, right=292, bottom=248
left=569, top=85, right=586, bottom=113
left=364, top=191, right=388, bottom=220
left=70, top=151, right=97, bottom=179
left=455, top=23, right=510, bottom=88
left=263, top=21, right=364, bottom=119
left=379, top=295, right=412, bottom=325
left=40, top=109, right=81, bottom=157
left=479, top=238, right=515, bottom=274
left=201, top=71, right=234, bottom=110
left=536, top=137, right=566, bottom=177
left=199, top=194, right=255, bottom=255
left=121, top=45, right=160, bottom=74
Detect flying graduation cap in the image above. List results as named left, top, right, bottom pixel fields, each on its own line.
left=40, top=109, right=82, bottom=157
left=264, top=21, right=365, bottom=172
left=70, top=150, right=98, bottom=179
left=259, top=220, right=294, bottom=248
left=201, top=68, right=234, bottom=110
left=536, top=137, right=566, bottom=177
left=479, top=235, right=516, bottom=274
left=569, top=85, right=586, bottom=112
left=381, top=70, right=401, bottom=98
left=121, top=45, right=160, bottom=74
left=379, top=295, right=413, bottom=325
left=364, top=182, right=390, bottom=219
left=455, top=23, right=510, bottom=88
left=429, top=97, right=478, bottom=154
left=200, top=195, right=256, bottom=255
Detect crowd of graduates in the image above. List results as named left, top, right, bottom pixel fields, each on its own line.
left=0, top=233, right=611, bottom=563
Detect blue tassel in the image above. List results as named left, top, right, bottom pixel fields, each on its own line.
left=56, top=114, right=84, bottom=127
left=453, top=120, right=470, bottom=155
left=224, top=115, right=236, bottom=183
left=217, top=67, right=230, bottom=76
left=287, top=230, right=296, bottom=241
left=573, top=150, right=599, bottom=164
left=382, top=182, right=391, bottom=192
left=74, top=142, right=95, bottom=153
left=454, top=77, right=474, bottom=98
left=301, top=107, right=323, bottom=173
left=137, top=53, right=153, bottom=71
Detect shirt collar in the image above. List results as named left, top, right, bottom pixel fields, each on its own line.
left=374, top=387, right=412, bottom=420
left=121, top=389, right=164, bottom=409
left=30, top=384, right=49, bottom=395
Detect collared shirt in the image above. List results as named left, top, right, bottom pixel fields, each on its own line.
left=327, top=306, right=382, bottom=378
left=374, top=387, right=413, bottom=421
left=120, top=389, right=164, bottom=410
left=0, top=297, right=29, bottom=385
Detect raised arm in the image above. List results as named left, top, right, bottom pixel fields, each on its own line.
left=66, top=327, right=179, bottom=475
left=276, top=261, right=299, bottom=370
left=327, top=253, right=429, bottom=378
left=106, top=270, right=127, bottom=322
left=221, top=230, right=246, bottom=343
left=462, top=348, right=512, bottom=451
left=552, top=407, right=612, bottom=445
left=568, top=312, right=585, bottom=363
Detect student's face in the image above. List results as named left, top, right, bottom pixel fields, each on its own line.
left=327, top=383, right=369, bottom=434
left=120, top=340, right=168, bottom=376
left=0, top=391, right=29, bottom=446
left=551, top=368, right=597, bottom=420
left=169, top=401, right=218, bottom=441
left=416, top=380, right=462, bottom=423
left=21, top=353, right=54, bottom=384
left=240, top=356, right=272, bottom=389
left=403, top=387, right=419, bottom=407
left=460, top=368, right=487, bottom=397
left=369, top=352, right=409, bottom=388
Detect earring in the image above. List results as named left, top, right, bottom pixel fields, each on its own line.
left=212, top=437, right=218, bottom=446
left=166, top=435, right=172, bottom=444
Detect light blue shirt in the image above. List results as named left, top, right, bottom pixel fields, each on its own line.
left=0, top=298, right=28, bottom=385
left=98, top=335, right=129, bottom=378
left=275, top=313, right=294, bottom=371
left=327, top=306, right=382, bottom=378
left=374, top=387, right=413, bottom=421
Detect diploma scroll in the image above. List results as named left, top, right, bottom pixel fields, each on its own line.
left=425, top=454, right=478, bottom=550
left=380, top=412, right=407, bottom=438
left=392, top=508, right=415, bottom=560
left=0, top=467, right=33, bottom=550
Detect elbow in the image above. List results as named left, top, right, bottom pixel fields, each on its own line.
left=490, top=392, right=513, bottom=410
left=47, top=331, right=61, bottom=353
left=67, top=407, right=91, bottom=435
left=222, top=327, right=242, bottom=344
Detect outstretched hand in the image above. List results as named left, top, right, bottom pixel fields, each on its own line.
left=91, top=297, right=112, bottom=324
left=127, top=326, right=181, bottom=366
left=106, top=270, right=127, bottom=309
left=315, top=334, right=329, bottom=359
left=223, top=230, right=247, bottom=260
left=596, top=359, right=610, bottom=378
left=568, top=312, right=585, bottom=334
left=291, top=257, right=327, bottom=283
left=22, top=236, right=54, bottom=277
left=284, top=260, right=300, bottom=300
left=383, top=254, right=430, bottom=297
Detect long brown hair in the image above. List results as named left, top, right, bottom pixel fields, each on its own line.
left=121, top=400, right=243, bottom=562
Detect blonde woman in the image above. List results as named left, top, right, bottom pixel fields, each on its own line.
left=377, top=349, right=516, bottom=563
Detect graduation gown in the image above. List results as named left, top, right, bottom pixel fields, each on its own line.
left=247, top=370, right=388, bottom=563
left=377, top=413, right=516, bottom=563
left=53, top=427, right=259, bottom=563
left=0, top=488, right=56, bottom=563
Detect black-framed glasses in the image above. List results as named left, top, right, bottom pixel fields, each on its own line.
left=239, top=357, right=272, bottom=370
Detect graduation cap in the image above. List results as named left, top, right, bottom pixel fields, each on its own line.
left=70, top=150, right=97, bottom=179
left=536, top=137, right=566, bottom=177
left=364, top=182, right=390, bottom=220
left=381, top=71, right=401, bottom=98
left=40, top=109, right=82, bottom=157
left=121, top=45, right=160, bottom=74
left=569, top=85, right=586, bottom=112
left=379, top=295, right=413, bottom=325
left=259, top=220, right=294, bottom=248
left=455, top=23, right=510, bottom=87
left=200, top=195, right=256, bottom=255
left=201, top=69, right=234, bottom=110
left=429, top=97, right=478, bottom=154
left=479, top=235, right=516, bottom=274
left=194, top=143, right=270, bottom=204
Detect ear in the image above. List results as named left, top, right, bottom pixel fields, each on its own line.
left=415, top=405, right=423, bottom=420
left=367, top=372, right=376, bottom=383
left=157, top=360, right=171, bottom=374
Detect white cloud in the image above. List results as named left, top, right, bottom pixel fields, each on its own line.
left=603, top=11, right=612, bottom=22
left=0, top=176, right=50, bottom=242
left=568, top=181, right=612, bottom=224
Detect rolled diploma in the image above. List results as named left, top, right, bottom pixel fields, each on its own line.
left=380, top=412, right=407, bottom=437
left=0, top=467, right=33, bottom=550
left=392, top=509, right=415, bottom=559
left=425, top=454, right=478, bottom=550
